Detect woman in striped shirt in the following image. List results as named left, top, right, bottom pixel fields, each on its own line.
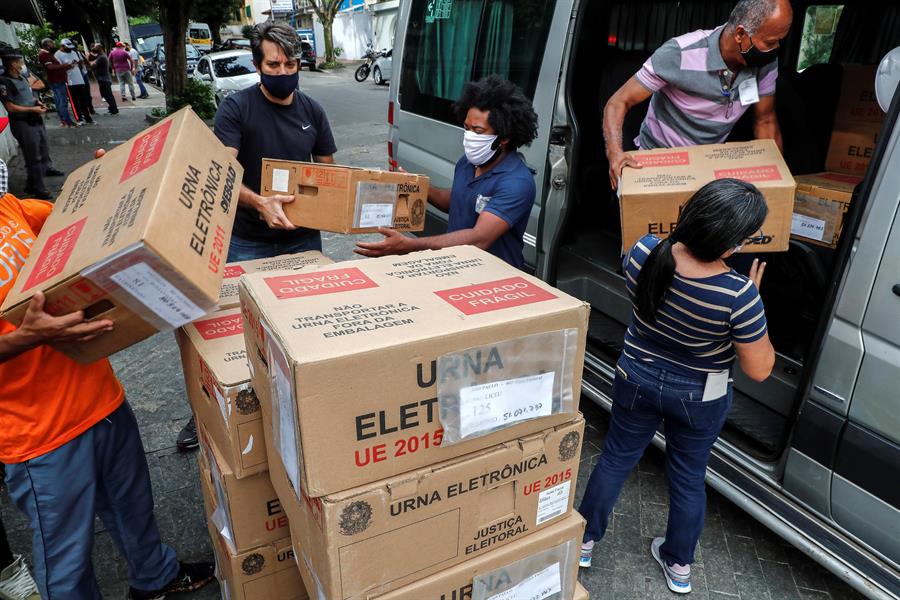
left=578, top=178, right=775, bottom=594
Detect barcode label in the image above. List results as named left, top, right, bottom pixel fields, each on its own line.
left=535, top=481, right=571, bottom=525
left=109, top=262, right=205, bottom=328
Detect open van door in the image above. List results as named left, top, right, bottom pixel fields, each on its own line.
left=390, top=0, right=576, bottom=269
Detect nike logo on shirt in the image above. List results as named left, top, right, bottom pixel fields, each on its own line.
left=302, top=124, right=312, bottom=130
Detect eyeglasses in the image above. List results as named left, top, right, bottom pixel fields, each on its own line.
left=734, top=229, right=767, bottom=252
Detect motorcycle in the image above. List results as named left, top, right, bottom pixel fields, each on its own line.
left=355, top=42, right=386, bottom=82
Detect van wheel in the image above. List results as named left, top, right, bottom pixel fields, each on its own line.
left=373, top=66, right=384, bottom=85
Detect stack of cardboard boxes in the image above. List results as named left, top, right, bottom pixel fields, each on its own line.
left=238, top=246, right=593, bottom=600
left=791, top=65, right=884, bottom=248
left=177, top=252, right=333, bottom=599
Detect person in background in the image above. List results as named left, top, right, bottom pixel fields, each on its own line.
left=73, top=42, right=96, bottom=117
left=0, top=47, right=65, bottom=200
left=355, top=75, right=538, bottom=270
left=37, top=38, right=77, bottom=127
left=578, top=178, right=775, bottom=594
left=125, top=42, right=150, bottom=99
left=88, top=43, right=118, bottom=115
left=109, top=41, right=136, bottom=102
left=54, top=38, right=93, bottom=125
left=180, top=21, right=338, bottom=452
left=0, top=154, right=216, bottom=600
left=0, top=157, right=40, bottom=600
left=603, top=0, right=793, bottom=189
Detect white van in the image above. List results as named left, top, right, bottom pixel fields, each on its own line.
left=388, top=1, right=900, bottom=598
left=188, top=22, right=213, bottom=53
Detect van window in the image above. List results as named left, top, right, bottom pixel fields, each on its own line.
left=605, top=2, right=732, bottom=52
left=400, top=0, right=556, bottom=125
left=797, top=5, right=844, bottom=71
left=190, top=27, right=210, bottom=39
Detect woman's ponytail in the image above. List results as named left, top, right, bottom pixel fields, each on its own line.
left=634, top=236, right=677, bottom=323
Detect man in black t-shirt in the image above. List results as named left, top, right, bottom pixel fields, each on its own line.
left=213, top=21, right=337, bottom=263
left=176, top=23, right=337, bottom=452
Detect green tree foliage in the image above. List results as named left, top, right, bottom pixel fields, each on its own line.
left=307, top=0, right=343, bottom=63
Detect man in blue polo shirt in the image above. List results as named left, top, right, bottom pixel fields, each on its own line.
left=355, top=76, right=538, bottom=269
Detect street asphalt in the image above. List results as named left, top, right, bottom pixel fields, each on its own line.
left=0, top=66, right=864, bottom=600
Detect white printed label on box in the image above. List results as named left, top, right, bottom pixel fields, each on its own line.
left=267, top=335, right=301, bottom=499
left=791, top=213, right=827, bottom=241
left=536, top=480, right=571, bottom=525
left=486, top=562, right=562, bottom=600
left=458, top=372, right=554, bottom=439
left=271, top=168, right=290, bottom=193
left=358, top=203, right=395, bottom=228
left=109, top=261, right=205, bottom=328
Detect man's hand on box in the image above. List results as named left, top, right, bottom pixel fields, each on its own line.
left=255, top=194, right=296, bottom=230
left=15, top=291, right=114, bottom=350
left=354, top=227, right=415, bottom=258
left=608, top=150, right=641, bottom=190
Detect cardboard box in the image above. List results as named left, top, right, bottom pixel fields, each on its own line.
left=575, top=582, right=589, bottom=600
left=238, top=246, right=589, bottom=496
left=791, top=173, right=862, bottom=248
left=834, top=65, right=884, bottom=126
left=178, top=306, right=268, bottom=478
left=260, top=160, right=429, bottom=234
left=0, top=108, right=242, bottom=363
left=208, top=525, right=308, bottom=600
left=293, top=513, right=584, bottom=600
left=198, top=424, right=290, bottom=553
left=218, top=251, right=332, bottom=309
left=825, top=122, right=881, bottom=177
left=285, top=417, right=584, bottom=600
left=619, top=140, right=796, bottom=253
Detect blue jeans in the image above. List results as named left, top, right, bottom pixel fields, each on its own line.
left=578, top=354, right=732, bottom=566
left=135, top=69, right=148, bottom=97
left=227, top=232, right=323, bottom=262
left=50, top=82, right=74, bottom=125
left=4, top=402, right=179, bottom=599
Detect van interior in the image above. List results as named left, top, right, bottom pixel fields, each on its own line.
left=557, top=1, right=900, bottom=461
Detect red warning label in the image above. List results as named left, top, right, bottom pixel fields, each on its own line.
left=265, top=267, right=378, bottom=299
left=435, top=276, right=558, bottom=315
left=224, top=265, right=246, bottom=279
left=633, top=152, right=690, bottom=167
left=22, top=217, right=88, bottom=290
left=714, top=165, right=781, bottom=182
left=120, top=119, right=173, bottom=183
left=194, top=313, right=245, bottom=340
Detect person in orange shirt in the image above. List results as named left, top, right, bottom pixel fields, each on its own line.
left=0, top=155, right=214, bottom=599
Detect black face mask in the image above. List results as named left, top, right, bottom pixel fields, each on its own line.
left=260, top=71, right=299, bottom=100
left=741, top=34, right=779, bottom=68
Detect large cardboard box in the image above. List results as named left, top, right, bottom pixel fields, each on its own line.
left=295, top=513, right=584, bottom=600
left=208, top=525, right=308, bottom=600
left=825, top=122, right=881, bottom=177
left=239, top=246, right=589, bottom=496
left=218, top=252, right=332, bottom=309
left=0, top=108, right=242, bottom=363
left=619, top=140, right=796, bottom=253
left=198, top=425, right=289, bottom=553
left=260, top=160, right=429, bottom=234
left=284, top=417, right=584, bottom=600
left=791, top=173, right=862, bottom=248
left=178, top=306, right=268, bottom=478
left=834, top=65, right=883, bottom=126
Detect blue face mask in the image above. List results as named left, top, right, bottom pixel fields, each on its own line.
left=260, top=71, right=299, bottom=100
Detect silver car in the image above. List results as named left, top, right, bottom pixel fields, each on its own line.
left=373, top=50, right=393, bottom=86
left=193, top=49, right=259, bottom=106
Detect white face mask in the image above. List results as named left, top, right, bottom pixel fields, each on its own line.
left=463, top=130, right=499, bottom=166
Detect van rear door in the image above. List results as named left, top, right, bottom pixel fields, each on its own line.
left=391, top=0, right=576, bottom=268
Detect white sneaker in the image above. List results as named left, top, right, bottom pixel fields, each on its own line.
left=579, top=540, right=594, bottom=568
left=0, top=555, right=40, bottom=600
left=651, top=537, right=692, bottom=594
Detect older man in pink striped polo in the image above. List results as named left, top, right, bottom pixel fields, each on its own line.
left=603, top=0, right=793, bottom=189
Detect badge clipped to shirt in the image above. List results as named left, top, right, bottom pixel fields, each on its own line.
left=474, top=194, right=492, bottom=214
left=738, top=77, right=760, bottom=106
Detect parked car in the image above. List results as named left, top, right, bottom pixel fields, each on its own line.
left=148, top=43, right=201, bottom=90
left=390, top=0, right=900, bottom=597
left=193, top=50, right=259, bottom=106
left=300, top=40, right=317, bottom=71
left=373, top=48, right=392, bottom=85
left=220, top=38, right=250, bottom=51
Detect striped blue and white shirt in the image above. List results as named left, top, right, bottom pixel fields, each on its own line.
left=623, top=235, right=768, bottom=377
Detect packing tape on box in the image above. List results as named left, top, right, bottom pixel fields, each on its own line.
left=437, top=329, right=579, bottom=445
left=263, top=320, right=303, bottom=502
left=205, top=444, right=238, bottom=554
left=473, top=538, right=579, bottom=600
left=80, top=242, right=213, bottom=331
